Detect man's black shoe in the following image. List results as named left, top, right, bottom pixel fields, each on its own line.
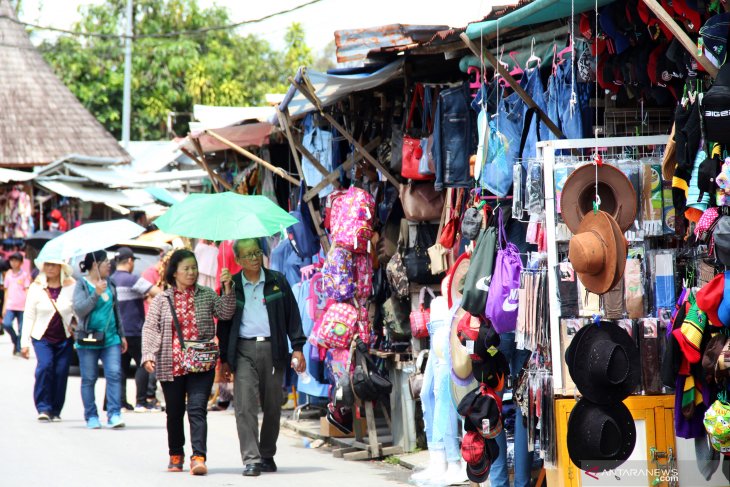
left=243, top=464, right=261, bottom=477
left=259, top=458, right=277, bottom=473
left=122, top=402, right=134, bottom=411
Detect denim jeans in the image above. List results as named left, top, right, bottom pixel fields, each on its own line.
left=489, top=332, right=534, bottom=487
left=77, top=344, right=122, bottom=420
left=433, top=83, right=476, bottom=191
left=3, top=309, right=24, bottom=353
left=161, top=369, right=215, bottom=459
left=32, top=338, right=73, bottom=416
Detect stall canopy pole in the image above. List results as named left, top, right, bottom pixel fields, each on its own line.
left=292, top=138, right=334, bottom=182
left=189, top=138, right=229, bottom=193
left=289, top=76, right=402, bottom=191
left=276, top=107, right=331, bottom=253
left=204, top=130, right=301, bottom=187
left=460, top=33, right=566, bottom=140
left=641, top=0, right=718, bottom=78
left=182, top=145, right=232, bottom=192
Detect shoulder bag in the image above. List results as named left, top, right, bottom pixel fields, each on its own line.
left=404, top=223, right=443, bottom=284
left=410, top=286, right=436, bottom=339
left=166, top=295, right=219, bottom=374
left=485, top=208, right=523, bottom=332
left=399, top=182, right=445, bottom=222
left=460, top=226, right=497, bottom=316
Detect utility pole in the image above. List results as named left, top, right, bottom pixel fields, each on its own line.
left=121, top=0, right=133, bottom=148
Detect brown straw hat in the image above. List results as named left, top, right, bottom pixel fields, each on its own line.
left=561, top=164, right=637, bottom=233
left=569, top=211, right=620, bottom=295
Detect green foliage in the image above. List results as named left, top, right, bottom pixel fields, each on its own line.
left=39, top=0, right=315, bottom=140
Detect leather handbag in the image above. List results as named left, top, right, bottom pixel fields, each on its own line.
left=410, top=286, right=436, bottom=339
left=409, top=349, right=429, bottom=400
left=404, top=223, right=443, bottom=284
left=399, top=183, right=445, bottom=222
left=439, top=188, right=464, bottom=248
left=427, top=243, right=448, bottom=275
left=401, top=85, right=434, bottom=181
left=167, top=296, right=219, bottom=374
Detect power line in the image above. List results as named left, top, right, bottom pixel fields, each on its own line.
left=2, top=0, right=323, bottom=40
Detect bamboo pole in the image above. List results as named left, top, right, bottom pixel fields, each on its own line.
left=181, top=146, right=232, bottom=192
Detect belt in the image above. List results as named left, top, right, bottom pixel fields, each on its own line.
left=239, top=336, right=270, bottom=342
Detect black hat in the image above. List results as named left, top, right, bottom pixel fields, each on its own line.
left=567, top=399, right=637, bottom=472
left=466, top=438, right=500, bottom=483
left=566, top=321, right=640, bottom=404
left=698, top=155, right=722, bottom=202
left=115, top=246, right=139, bottom=262
left=457, top=385, right=503, bottom=439
left=472, top=350, right=510, bottom=390
left=473, top=323, right=500, bottom=361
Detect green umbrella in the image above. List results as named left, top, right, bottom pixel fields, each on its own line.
left=153, top=192, right=299, bottom=241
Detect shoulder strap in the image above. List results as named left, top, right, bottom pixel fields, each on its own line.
left=45, top=288, right=61, bottom=315
left=166, top=295, right=186, bottom=348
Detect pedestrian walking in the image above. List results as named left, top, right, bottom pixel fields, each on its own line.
left=72, top=250, right=127, bottom=430
left=3, top=252, right=30, bottom=355
left=20, top=259, right=76, bottom=422
left=111, top=246, right=161, bottom=411
left=217, top=238, right=307, bottom=477
left=142, top=249, right=235, bottom=476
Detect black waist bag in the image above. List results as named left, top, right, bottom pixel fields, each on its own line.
left=702, top=63, right=730, bottom=144
left=351, top=339, right=393, bottom=401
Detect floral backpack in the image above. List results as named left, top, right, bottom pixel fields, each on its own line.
left=315, top=302, right=358, bottom=349
left=356, top=304, right=371, bottom=345
left=352, top=251, right=373, bottom=301
left=331, top=186, right=376, bottom=253
left=322, top=246, right=355, bottom=302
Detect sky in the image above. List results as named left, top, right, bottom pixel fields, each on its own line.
left=18, top=0, right=497, bottom=54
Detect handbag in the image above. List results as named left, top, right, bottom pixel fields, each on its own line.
left=408, top=349, right=429, bottom=400
left=485, top=209, right=523, bottom=332
left=418, top=86, right=438, bottom=177
left=461, top=226, right=497, bottom=316
left=404, top=223, right=443, bottom=284
left=410, top=286, right=436, bottom=339
left=439, top=189, right=464, bottom=248
left=399, top=183, right=445, bottom=222
left=401, top=85, right=434, bottom=181
left=427, top=243, right=449, bottom=275
left=166, top=296, right=219, bottom=374
left=383, top=295, right=411, bottom=340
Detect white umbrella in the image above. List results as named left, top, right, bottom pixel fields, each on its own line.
left=37, top=220, right=146, bottom=262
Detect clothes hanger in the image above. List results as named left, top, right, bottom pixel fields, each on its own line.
left=467, top=66, right=482, bottom=98
left=495, top=46, right=510, bottom=87
left=557, top=38, right=573, bottom=64
left=551, top=43, right=559, bottom=76
left=508, top=51, right=523, bottom=80
left=524, top=38, right=542, bottom=70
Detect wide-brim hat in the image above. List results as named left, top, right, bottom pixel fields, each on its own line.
left=466, top=438, right=500, bottom=483
left=443, top=253, right=470, bottom=309
left=35, top=258, right=73, bottom=278
left=566, top=321, right=640, bottom=404
left=561, top=164, right=637, bottom=233
left=567, top=399, right=636, bottom=472
left=569, top=211, right=620, bottom=295
left=607, top=213, right=628, bottom=291
left=449, top=372, right=479, bottom=411
left=451, top=307, right=478, bottom=383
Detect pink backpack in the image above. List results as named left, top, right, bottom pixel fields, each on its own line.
left=352, top=252, right=373, bottom=301
left=331, top=186, right=375, bottom=253
left=307, top=272, right=328, bottom=323
left=322, top=246, right=355, bottom=301
left=356, top=305, right=371, bottom=345
left=315, top=302, right=358, bottom=349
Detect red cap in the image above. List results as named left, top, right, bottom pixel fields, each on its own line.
left=461, top=431, right=486, bottom=465
left=457, top=312, right=481, bottom=343
left=697, top=273, right=726, bottom=327
left=51, top=209, right=61, bottom=219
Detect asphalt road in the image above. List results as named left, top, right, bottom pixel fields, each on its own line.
left=0, top=340, right=411, bottom=486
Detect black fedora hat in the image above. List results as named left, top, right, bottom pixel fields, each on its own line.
left=457, top=385, right=503, bottom=439
left=567, top=399, right=636, bottom=472
left=566, top=321, right=640, bottom=404
left=466, top=438, right=500, bottom=483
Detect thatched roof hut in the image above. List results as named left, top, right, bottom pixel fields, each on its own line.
left=0, top=0, right=130, bottom=167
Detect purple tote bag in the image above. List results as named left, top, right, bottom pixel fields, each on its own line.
left=485, top=209, right=522, bottom=332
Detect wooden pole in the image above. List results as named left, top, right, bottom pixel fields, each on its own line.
left=181, top=146, right=232, bottom=192
left=275, top=107, right=330, bottom=253
left=291, top=137, right=333, bottom=181
left=204, top=130, right=301, bottom=187
left=460, top=33, right=565, bottom=139
left=289, top=77, right=402, bottom=191
left=642, top=0, right=718, bottom=78
left=189, top=138, right=223, bottom=193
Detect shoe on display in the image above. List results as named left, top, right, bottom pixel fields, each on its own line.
left=438, top=460, right=468, bottom=486
left=410, top=449, right=447, bottom=482
left=37, top=412, right=51, bottom=422
left=86, top=417, right=102, bottom=429
left=190, top=456, right=207, bottom=476
left=167, top=455, right=184, bottom=472
left=107, top=414, right=125, bottom=429
left=259, top=457, right=277, bottom=472
left=243, top=464, right=261, bottom=477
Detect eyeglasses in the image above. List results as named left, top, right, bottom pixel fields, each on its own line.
left=240, top=250, right=264, bottom=261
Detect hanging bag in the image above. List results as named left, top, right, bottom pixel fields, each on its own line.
left=439, top=189, right=464, bottom=248
left=315, top=302, right=358, bottom=350
left=321, top=246, right=356, bottom=302
left=166, top=296, right=219, bottom=374
left=485, top=209, right=523, bottom=332
left=480, top=119, right=513, bottom=198
left=461, top=225, right=498, bottom=316
left=410, top=286, right=436, bottom=339
left=386, top=220, right=410, bottom=298
left=401, top=85, right=434, bottom=180
left=408, top=349, right=429, bottom=400
left=404, top=222, right=443, bottom=284
left=418, top=86, right=438, bottom=177
left=399, top=182, right=445, bottom=222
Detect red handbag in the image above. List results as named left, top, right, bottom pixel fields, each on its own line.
left=439, top=189, right=465, bottom=249
left=410, top=286, right=437, bottom=338
left=401, top=85, right=433, bottom=181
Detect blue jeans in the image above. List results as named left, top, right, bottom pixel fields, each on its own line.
left=78, top=344, right=122, bottom=420
left=433, top=83, right=475, bottom=191
left=489, top=332, right=534, bottom=487
left=3, top=310, right=24, bottom=353
left=420, top=353, right=461, bottom=462
left=32, top=338, right=73, bottom=416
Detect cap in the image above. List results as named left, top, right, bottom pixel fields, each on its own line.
left=116, top=246, right=139, bottom=261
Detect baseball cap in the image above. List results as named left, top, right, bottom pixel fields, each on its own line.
left=672, top=0, right=703, bottom=33
left=116, top=246, right=139, bottom=261
left=461, top=431, right=486, bottom=465
left=701, top=13, right=730, bottom=68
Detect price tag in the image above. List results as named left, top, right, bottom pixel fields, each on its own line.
left=466, top=340, right=475, bottom=355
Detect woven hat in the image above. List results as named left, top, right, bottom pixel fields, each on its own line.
left=442, top=253, right=470, bottom=309
left=450, top=307, right=476, bottom=384
left=566, top=321, right=640, bottom=404
left=561, top=164, right=637, bottom=233
left=568, top=399, right=637, bottom=472
left=569, top=211, right=622, bottom=295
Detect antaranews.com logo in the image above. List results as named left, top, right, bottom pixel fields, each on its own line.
left=583, top=465, right=680, bottom=485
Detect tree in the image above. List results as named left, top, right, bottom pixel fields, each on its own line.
left=39, top=1, right=314, bottom=140
left=313, top=41, right=336, bottom=73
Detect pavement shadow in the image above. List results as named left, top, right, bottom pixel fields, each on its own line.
left=207, top=466, right=327, bottom=476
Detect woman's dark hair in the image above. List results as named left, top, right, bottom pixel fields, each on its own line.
left=165, top=249, right=197, bottom=287
left=8, top=252, right=23, bottom=263
left=79, top=250, right=108, bottom=273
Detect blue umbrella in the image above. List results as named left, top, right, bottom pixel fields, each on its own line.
left=37, top=220, right=146, bottom=262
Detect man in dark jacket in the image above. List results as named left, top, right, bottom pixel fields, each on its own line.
left=218, top=238, right=306, bottom=477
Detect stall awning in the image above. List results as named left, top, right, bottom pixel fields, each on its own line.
left=0, top=167, right=35, bottom=183
left=282, top=60, right=405, bottom=118
left=190, top=105, right=276, bottom=130
left=185, top=122, right=273, bottom=154
left=465, top=0, right=614, bottom=39
left=36, top=180, right=154, bottom=208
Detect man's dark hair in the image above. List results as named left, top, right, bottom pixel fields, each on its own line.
left=233, top=238, right=261, bottom=258
left=165, top=249, right=197, bottom=287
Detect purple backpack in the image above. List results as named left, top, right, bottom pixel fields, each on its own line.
left=322, top=246, right=355, bottom=302
left=485, top=209, right=522, bottom=333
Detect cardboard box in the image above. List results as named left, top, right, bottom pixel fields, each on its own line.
left=320, top=416, right=367, bottom=438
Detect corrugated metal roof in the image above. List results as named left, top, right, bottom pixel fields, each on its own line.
left=335, top=24, right=449, bottom=63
